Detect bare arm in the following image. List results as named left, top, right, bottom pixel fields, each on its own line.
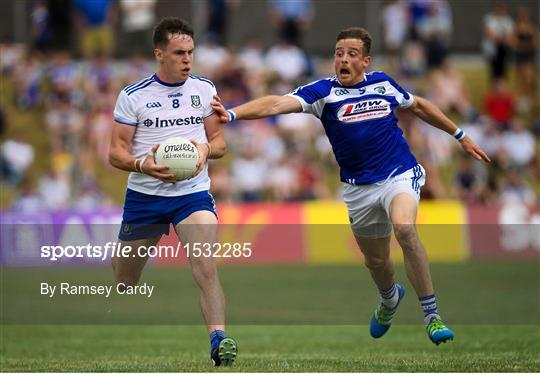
left=191, top=113, right=227, bottom=177
left=211, top=95, right=303, bottom=122
left=108, top=122, right=176, bottom=183
left=406, top=96, right=491, bottom=163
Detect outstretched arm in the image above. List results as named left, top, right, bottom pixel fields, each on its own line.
left=211, top=95, right=302, bottom=123
left=407, top=96, right=491, bottom=163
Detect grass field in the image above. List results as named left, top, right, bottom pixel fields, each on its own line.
left=1, top=261, right=539, bottom=372
left=2, top=324, right=538, bottom=372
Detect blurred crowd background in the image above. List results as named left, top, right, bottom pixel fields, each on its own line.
left=0, top=0, right=539, bottom=213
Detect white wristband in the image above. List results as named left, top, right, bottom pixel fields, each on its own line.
left=453, top=128, right=466, bottom=140
left=226, top=109, right=236, bottom=122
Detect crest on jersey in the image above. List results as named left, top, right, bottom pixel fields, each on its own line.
left=190, top=95, right=202, bottom=108
left=374, top=86, right=386, bottom=94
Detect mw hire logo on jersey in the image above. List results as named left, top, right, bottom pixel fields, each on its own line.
left=143, top=115, right=204, bottom=128
left=337, top=98, right=391, bottom=123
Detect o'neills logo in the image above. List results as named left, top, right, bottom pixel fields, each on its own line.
left=163, top=143, right=195, bottom=153
left=337, top=99, right=391, bottom=123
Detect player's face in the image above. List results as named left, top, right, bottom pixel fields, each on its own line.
left=334, top=38, right=371, bottom=86
left=155, top=33, right=194, bottom=81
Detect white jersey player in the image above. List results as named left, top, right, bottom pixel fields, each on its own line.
left=109, top=17, right=237, bottom=367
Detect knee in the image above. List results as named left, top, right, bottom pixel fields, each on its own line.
left=191, top=259, right=218, bottom=284
left=393, top=224, right=418, bottom=249
left=364, top=255, right=389, bottom=272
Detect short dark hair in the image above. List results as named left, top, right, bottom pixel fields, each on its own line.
left=153, top=17, right=194, bottom=48
left=336, top=27, right=372, bottom=56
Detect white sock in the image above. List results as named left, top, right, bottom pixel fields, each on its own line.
left=380, top=283, right=399, bottom=309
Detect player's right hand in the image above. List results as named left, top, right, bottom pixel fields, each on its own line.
left=211, top=95, right=229, bottom=123
left=142, top=144, right=177, bottom=184
left=459, top=136, right=491, bottom=163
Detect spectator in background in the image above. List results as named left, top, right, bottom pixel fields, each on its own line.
left=12, top=178, right=44, bottom=213
left=120, top=0, right=156, bottom=57
left=195, top=37, right=231, bottom=78
left=426, top=60, right=477, bottom=121
left=400, top=0, right=431, bottom=77
left=213, top=56, right=251, bottom=108
left=269, top=0, right=314, bottom=47
left=73, top=175, right=107, bottom=212
left=483, top=1, right=514, bottom=80
left=511, top=7, right=539, bottom=112
left=13, top=51, right=44, bottom=109
left=484, top=78, right=515, bottom=130
left=454, top=153, right=486, bottom=204
left=45, top=93, right=84, bottom=153
left=122, top=53, right=154, bottom=85
left=83, top=53, right=116, bottom=98
left=477, top=118, right=504, bottom=160
left=47, top=0, right=73, bottom=51
left=30, top=0, right=51, bottom=53
left=46, top=50, right=81, bottom=100
left=0, top=105, right=5, bottom=136
left=238, top=37, right=265, bottom=73
left=86, top=95, right=114, bottom=168
left=268, top=154, right=298, bottom=201
left=209, top=163, right=234, bottom=202
left=417, top=0, right=452, bottom=70
left=499, top=168, right=536, bottom=206
left=381, top=0, right=408, bottom=74
left=0, top=131, right=35, bottom=186
left=500, top=118, right=536, bottom=168
left=206, top=0, right=231, bottom=46
left=231, top=149, right=268, bottom=202
left=265, top=38, right=309, bottom=84
left=74, top=0, right=117, bottom=58
left=294, top=154, right=330, bottom=200
left=38, top=166, right=71, bottom=211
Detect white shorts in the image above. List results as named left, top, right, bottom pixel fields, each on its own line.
left=343, top=164, right=426, bottom=239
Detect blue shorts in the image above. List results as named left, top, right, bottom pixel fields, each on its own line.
left=119, top=189, right=217, bottom=241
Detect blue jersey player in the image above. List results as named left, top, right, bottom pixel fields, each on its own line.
left=109, top=18, right=237, bottom=366
left=213, top=27, right=490, bottom=345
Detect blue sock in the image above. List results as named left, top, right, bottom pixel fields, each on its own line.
left=210, top=329, right=225, bottom=351
left=419, top=294, right=440, bottom=325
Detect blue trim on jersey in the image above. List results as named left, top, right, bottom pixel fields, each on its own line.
left=114, top=117, right=138, bottom=126
left=126, top=79, right=155, bottom=95
left=412, top=165, right=418, bottom=192
left=123, top=77, right=153, bottom=94
left=152, top=73, right=187, bottom=87
left=190, top=74, right=215, bottom=87
left=291, top=79, right=333, bottom=105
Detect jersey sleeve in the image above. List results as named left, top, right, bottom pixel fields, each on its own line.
left=203, top=82, right=218, bottom=118
left=287, top=79, right=332, bottom=118
left=386, top=74, right=414, bottom=108
left=113, top=90, right=138, bottom=126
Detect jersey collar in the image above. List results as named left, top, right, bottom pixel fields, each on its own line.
left=152, top=74, right=187, bottom=87
left=336, top=73, right=367, bottom=89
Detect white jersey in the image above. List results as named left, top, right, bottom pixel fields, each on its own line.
left=114, top=74, right=216, bottom=196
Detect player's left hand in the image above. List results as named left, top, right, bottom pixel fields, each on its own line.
left=211, top=95, right=229, bottom=123
left=190, top=140, right=209, bottom=177
left=459, top=136, right=491, bottom=163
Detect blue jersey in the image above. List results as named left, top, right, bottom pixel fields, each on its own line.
left=289, top=71, right=418, bottom=185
